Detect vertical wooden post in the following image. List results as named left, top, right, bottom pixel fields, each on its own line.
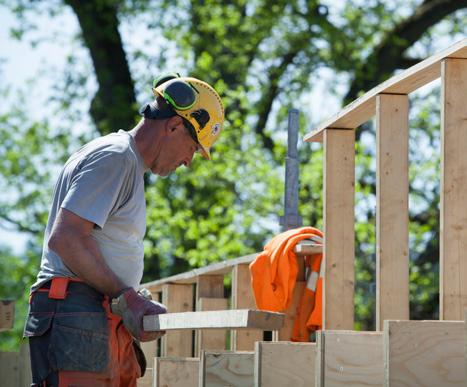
left=323, top=129, right=355, bottom=330
left=161, top=284, right=194, bottom=357
left=376, top=93, right=409, bottom=330
left=440, top=58, right=467, bottom=320
left=195, top=275, right=226, bottom=355
left=231, top=264, right=262, bottom=350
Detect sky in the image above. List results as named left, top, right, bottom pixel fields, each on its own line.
left=0, top=3, right=465, bottom=255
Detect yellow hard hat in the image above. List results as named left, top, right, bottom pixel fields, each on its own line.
left=153, top=76, right=224, bottom=159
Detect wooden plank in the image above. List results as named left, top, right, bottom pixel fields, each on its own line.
left=255, top=341, right=316, bottom=387
left=323, top=129, right=355, bottom=329
left=295, top=240, right=323, bottom=255
left=160, top=284, right=194, bottom=357
left=440, top=58, right=467, bottom=320
left=231, top=264, right=263, bottom=351
left=144, top=309, right=285, bottom=331
left=0, top=352, right=19, bottom=386
left=305, top=38, right=467, bottom=142
left=154, top=357, right=199, bottom=387
left=197, top=275, right=224, bottom=299
left=376, top=93, right=410, bottom=330
left=137, top=368, right=153, bottom=387
left=201, top=351, right=254, bottom=387
left=316, top=330, right=383, bottom=387
left=273, top=281, right=306, bottom=341
left=384, top=320, right=464, bottom=387
left=0, top=300, right=15, bottom=331
left=196, top=298, right=228, bottom=355
left=19, top=344, right=32, bottom=387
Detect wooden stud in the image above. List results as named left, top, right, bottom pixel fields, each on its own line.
left=316, top=330, right=383, bottom=387
left=154, top=357, right=199, bottom=387
left=231, top=264, right=263, bottom=351
left=0, top=300, right=15, bottom=331
left=0, top=352, right=19, bottom=385
left=376, top=93, right=410, bottom=330
left=384, top=320, right=464, bottom=387
left=196, top=297, right=228, bottom=355
left=273, top=281, right=306, bottom=341
left=196, top=275, right=225, bottom=299
left=200, top=351, right=254, bottom=387
left=160, top=283, right=194, bottom=357
left=440, top=58, right=467, bottom=320
left=254, top=341, right=316, bottom=387
left=323, top=129, right=355, bottom=329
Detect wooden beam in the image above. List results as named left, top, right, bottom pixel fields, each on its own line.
left=160, top=284, right=194, bottom=357
left=384, top=320, right=464, bottom=386
left=196, top=275, right=224, bottom=299
left=440, top=58, right=467, bottom=320
left=273, top=281, right=306, bottom=341
left=0, top=300, right=15, bottom=331
left=305, top=38, right=467, bottom=142
left=231, top=264, right=263, bottom=351
left=143, top=310, right=285, bottom=331
left=255, top=341, right=316, bottom=387
left=154, top=357, right=199, bottom=387
left=316, top=330, right=383, bottom=387
left=376, top=93, right=409, bottom=330
left=200, top=351, right=254, bottom=387
left=323, top=129, right=355, bottom=329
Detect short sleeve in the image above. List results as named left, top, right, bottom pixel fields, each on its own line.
left=61, top=150, right=130, bottom=228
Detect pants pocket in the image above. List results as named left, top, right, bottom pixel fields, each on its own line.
left=48, top=316, right=109, bottom=373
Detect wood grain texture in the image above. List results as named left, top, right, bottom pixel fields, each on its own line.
left=144, top=309, right=285, bottom=331
left=384, top=320, right=464, bottom=387
left=440, top=58, right=467, bottom=320
left=161, top=283, right=194, bottom=357
left=201, top=351, right=254, bottom=387
left=196, top=298, right=228, bottom=355
left=255, top=341, right=316, bottom=387
left=316, top=330, right=383, bottom=387
left=231, top=264, right=263, bottom=351
left=376, top=93, right=409, bottom=330
left=0, top=300, right=15, bottom=331
left=305, top=39, right=467, bottom=142
left=154, top=357, right=199, bottom=387
left=323, top=129, right=355, bottom=330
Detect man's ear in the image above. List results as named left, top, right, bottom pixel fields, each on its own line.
left=167, top=115, right=184, bottom=133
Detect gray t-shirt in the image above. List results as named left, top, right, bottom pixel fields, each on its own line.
left=31, top=130, right=148, bottom=292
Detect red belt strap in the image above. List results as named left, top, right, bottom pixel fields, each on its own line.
left=48, top=277, right=84, bottom=300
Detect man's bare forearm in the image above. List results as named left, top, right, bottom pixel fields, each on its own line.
left=48, top=209, right=128, bottom=297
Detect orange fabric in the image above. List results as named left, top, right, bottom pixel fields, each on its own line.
left=249, top=227, right=323, bottom=341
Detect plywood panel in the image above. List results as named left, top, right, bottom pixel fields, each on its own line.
left=161, top=283, right=194, bottom=357
left=376, top=93, right=409, bottom=330
left=305, top=39, right=467, bottom=142
left=323, top=129, right=355, bottom=329
left=316, top=330, right=383, bottom=387
left=231, top=264, right=263, bottom=351
left=154, top=357, right=199, bottom=387
left=384, top=320, right=464, bottom=387
left=255, top=341, right=316, bottom=387
left=440, top=58, right=467, bottom=320
left=201, top=351, right=254, bottom=387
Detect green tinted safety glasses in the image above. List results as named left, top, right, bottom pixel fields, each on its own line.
left=162, top=80, right=198, bottom=111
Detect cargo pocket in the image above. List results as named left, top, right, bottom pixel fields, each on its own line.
left=48, top=314, right=109, bottom=373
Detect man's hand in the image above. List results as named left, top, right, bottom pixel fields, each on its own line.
left=111, top=288, right=167, bottom=342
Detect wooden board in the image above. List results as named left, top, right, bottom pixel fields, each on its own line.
left=384, top=320, right=464, bottom=387
left=376, top=93, right=409, bottom=330
left=0, top=300, right=15, bottom=331
left=196, top=298, right=228, bottom=355
left=255, top=341, right=316, bottom=387
left=273, top=281, right=305, bottom=341
left=231, top=264, right=263, bottom=351
left=323, top=129, right=355, bottom=329
left=144, top=309, right=285, bottom=332
left=304, top=38, right=467, bottom=142
left=161, top=283, right=194, bottom=357
left=201, top=351, right=254, bottom=387
left=440, top=58, right=467, bottom=320
left=316, top=330, right=383, bottom=387
left=0, top=352, right=19, bottom=386
left=154, top=357, right=199, bottom=387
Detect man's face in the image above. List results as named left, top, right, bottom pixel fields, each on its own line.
left=150, top=120, right=200, bottom=177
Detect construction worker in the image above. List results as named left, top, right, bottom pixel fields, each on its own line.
left=23, top=74, right=225, bottom=386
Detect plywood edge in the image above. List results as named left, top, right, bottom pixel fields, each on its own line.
left=304, top=38, right=467, bottom=143
left=144, top=310, right=285, bottom=331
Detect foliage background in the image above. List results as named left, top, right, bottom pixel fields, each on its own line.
left=0, top=0, right=466, bottom=349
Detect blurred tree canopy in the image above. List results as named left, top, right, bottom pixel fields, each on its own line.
left=0, top=0, right=466, bottom=349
